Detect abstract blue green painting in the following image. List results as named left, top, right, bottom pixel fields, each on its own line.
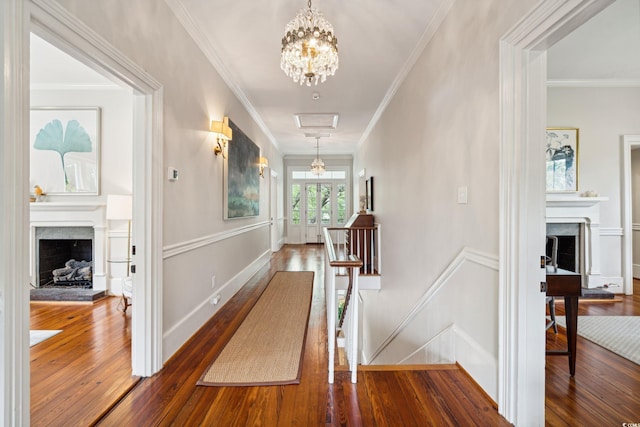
left=224, top=119, right=260, bottom=219
left=30, top=108, right=100, bottom=194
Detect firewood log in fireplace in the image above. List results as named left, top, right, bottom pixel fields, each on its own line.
left=52, top=259, right=93, bottom=284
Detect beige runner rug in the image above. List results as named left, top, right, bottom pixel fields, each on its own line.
left=198, top=271, right=314, bottom=386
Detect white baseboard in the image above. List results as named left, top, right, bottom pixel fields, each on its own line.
left=453, top=326, right=498, bottom=401
left=162, top=249, right=271, bottom=362
left=392, top=323, right=497, bottom=401
left=587, top=275, right=624, bottom=293
left=362, top=246, right=499, bottom=400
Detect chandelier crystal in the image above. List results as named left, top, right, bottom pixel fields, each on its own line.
left=310, top=137, right=326, bottom=176
left=281, top=0, right=339, bottom=86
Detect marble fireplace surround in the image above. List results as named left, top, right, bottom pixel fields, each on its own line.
left=30, top=202, right=107, bottom=291
left=546, top=195, right=608, bottom=289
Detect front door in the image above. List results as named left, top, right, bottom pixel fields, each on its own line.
left=306, top=183, right=332, bottom=243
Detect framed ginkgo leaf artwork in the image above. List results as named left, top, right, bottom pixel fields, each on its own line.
left=546, top=127, right=579, bottom=193
left=30, top=107, right=101, bottom=195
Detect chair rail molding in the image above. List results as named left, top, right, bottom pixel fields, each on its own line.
left=163, top=221, right=270, bottom=259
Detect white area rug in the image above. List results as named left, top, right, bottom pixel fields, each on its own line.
left=555, top=316, right=640, bottom=365
left=30, top=330, right=62, bottom=347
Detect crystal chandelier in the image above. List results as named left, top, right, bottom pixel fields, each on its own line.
left=281, top=0, right=339, bottom=86
left=310, top=137, right=325, bottom=176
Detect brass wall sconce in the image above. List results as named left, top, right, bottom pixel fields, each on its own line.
left=259, top=156, right=269, bottom=178
left=210, top=116, right=232, bottom=157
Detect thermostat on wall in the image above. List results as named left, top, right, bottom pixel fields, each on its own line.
left=168, top=167, right=179, bottom=182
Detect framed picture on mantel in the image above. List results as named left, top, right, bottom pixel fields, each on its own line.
left=546, top=128, right=579, bottom=192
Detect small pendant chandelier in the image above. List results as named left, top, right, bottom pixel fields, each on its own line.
left=281, top=0, right=339, bottom=86
left=310, top=137, right=325, bottom=176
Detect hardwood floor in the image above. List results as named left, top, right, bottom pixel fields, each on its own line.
left=97, top=245, right=508, bottom=426
left=545, top=280, right=640, bottom=426
left=30, top=297, right=139, bottom=427
left=31, top=247, right=640, bottom=426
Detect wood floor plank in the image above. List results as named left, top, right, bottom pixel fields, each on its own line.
left=545, top=279, right=640, bottom=426
left=30, top=297, right=139, bottom=427
left=96, top=245, right=509, bottom=425
left=33, top=245, right=639, bottom=425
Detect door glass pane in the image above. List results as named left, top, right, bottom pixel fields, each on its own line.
left=307, top=184, right=317, bottom=225
left=320, top=184, right=331, bottom=225
left=336, top=183, right=346, bottom=224
left=291, top=184, right=301, bottom=225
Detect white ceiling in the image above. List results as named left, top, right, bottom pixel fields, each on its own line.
left=547, top=0, right=640, bottom=83
left=30, top=33, right=118, bottom=90
left=30, top=0, right=639, bottom=156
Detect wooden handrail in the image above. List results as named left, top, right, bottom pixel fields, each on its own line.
left=323, top=228, right=363, bottom=269
left=326, top=224, right=379, bottom=276
left=327, top=226, right=378, bottom=231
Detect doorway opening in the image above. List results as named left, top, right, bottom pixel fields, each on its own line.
left=623, top=135, right=640, bottom=295
left=29, top=0, right=165, bottom=381
left=499, top=0, right=615, bottom=423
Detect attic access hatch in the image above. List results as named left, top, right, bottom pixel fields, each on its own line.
left=294, top=113, right=339, bottom=130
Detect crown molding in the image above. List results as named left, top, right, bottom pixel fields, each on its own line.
left=547, top=79, right=640, bottom=87
left=358, top=0, right=456, bottom=147
left=30, top=83, right=122, bottom=91
left=164, top=0, right=279, bottom=151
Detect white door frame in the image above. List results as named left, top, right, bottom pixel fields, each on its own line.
left=498, top=0, right=613, bottom=424
left=269, top=169, right=280, bottom=252
left=622, top=135, right=640, bottom=295
left=30, top=0, right=164, bottom=377
left=1, top=1, right=30, bottom=424
left=1, top=0, right=165, bottom=423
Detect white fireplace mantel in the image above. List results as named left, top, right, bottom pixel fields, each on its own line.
left=545, top=195, right=608, bottom=209
left=546, top=194, right=608, bottom=288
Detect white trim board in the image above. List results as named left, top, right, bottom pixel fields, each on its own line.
left=623, top=135, right=640, bottom=295
left=1, top=0, right=30, bottom=424
left=600, top=227, right=623, bottom=236
left=358, top=0, right=455, bottom=147
left=547, top=79, right=640, bottom=87
left=163, top=0, right=278, bottom=151
left=498, top=1, right=615, bottom=424
left=368, top=247, right=498, bottom=362
left=163, top=221, right=270, bottom=259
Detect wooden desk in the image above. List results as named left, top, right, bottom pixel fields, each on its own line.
left=545, top=267, right=582, bottom=376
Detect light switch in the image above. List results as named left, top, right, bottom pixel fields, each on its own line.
left=457, top=186, right=468, bottom=204
left=168, top=167, right=179, bottom=182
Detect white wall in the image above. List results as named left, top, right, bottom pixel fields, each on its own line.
left=52, top=0, right=282, bottom=362
left=354, top=0, right=538, bottom=401
left=30, top=88, right=134, bottom=293
left=548, top=87, right=640, bottom=289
